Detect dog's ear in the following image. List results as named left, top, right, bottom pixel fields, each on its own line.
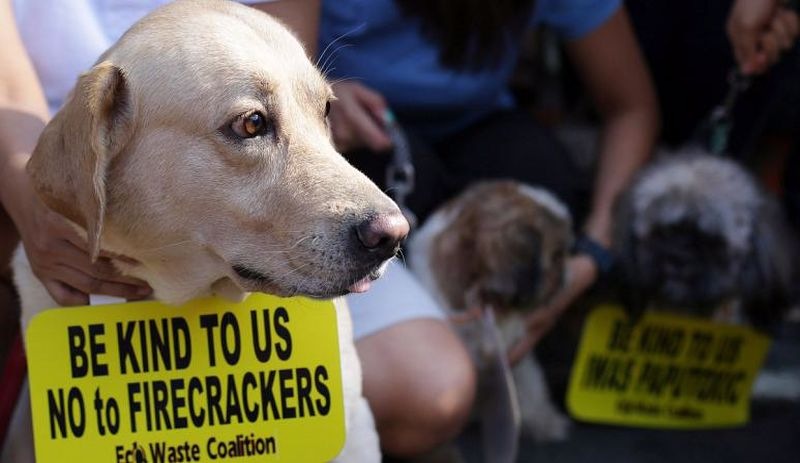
left=740, top=199, right=797, bottom=328
left=27, top=61, right=132, bottom=261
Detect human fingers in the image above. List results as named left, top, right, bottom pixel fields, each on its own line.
left=44, top=238, right=150, bottom=288
left=770, top=9, right=800, bottom=49
left=759, top=33, right=782, bottom=68
left=343, top=94, right=392, bottom=152
left=99, top=250, right=142, bottom=267
left=505, top=307, right=558, bottom=366
left=781, top=8, right=800, bottom=39
left=351, top=83, right=390, bottom=124
left=52, top=263, right=150, bottom=300
left=507, top=332, right=537, bottom=367
left=728, top=22, right=761, bottom=74
left=504, top=257, right=598, bottom=365
left=328, top=104, right=357, bottom=152
left=27, top=235, right=150, bottom=300
left=330, top=82, right=391, bottom=152
left=42, top=279, right=90, bottom=306
left=726, top=0, right=777, bottom=74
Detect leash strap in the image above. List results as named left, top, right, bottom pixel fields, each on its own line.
left=697, top=0, right=799, bottom=154
left=700, top=68, right=752, bottom=155
left=478, top=305, right=521, bottom=463
left=383, top=109, right=418, bottom=229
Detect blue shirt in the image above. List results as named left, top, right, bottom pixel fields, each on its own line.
left=319, top=0, right=621, bottom=141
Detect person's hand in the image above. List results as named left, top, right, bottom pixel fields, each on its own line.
left=727, top=0, right=799, bottom=75
left=4, top=174, right=151, bottom=306
left=507, top=255, right=598, bottom=366
left=329, top=81, right=392, bottom=153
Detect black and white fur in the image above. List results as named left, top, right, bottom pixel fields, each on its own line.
left=614, top=151, right=796, bottom=326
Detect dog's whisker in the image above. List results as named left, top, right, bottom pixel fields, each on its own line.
left=328, top=76, right=356, bottom=87
left=319, top=44, right=353, bottom=79
left=316, top=24, right=364, bottom=70
left=277, top=261, right=317, bottom=281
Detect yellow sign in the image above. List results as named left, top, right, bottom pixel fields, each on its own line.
left=567, top=305, right=770, bottom=429
left=26, top=293, right=345, bottom=462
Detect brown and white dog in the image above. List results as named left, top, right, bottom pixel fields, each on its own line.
left=409, top=180, right=573, bottom=442
left=2, top=1, right=408, bottom=462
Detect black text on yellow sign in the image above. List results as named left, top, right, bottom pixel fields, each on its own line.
left=567, top=305, right=771, bottom=429
left=26, top=294, right=345, bottom=462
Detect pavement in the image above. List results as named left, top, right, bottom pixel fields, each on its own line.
left=456, top=317, right=800, bottom=463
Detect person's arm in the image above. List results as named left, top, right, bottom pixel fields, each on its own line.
left=248, top=0, right=321, bottom=57
left=508, top=6, right=659, bottom=365
left=566, top=5, right=659, bottom=248
left=248, top=1, right=391, bottom=152
left=0, top=0, right=149, bottom=305
left=727, top=0, right=799, bottom=75
left=0, top=0, right=49, bottom=177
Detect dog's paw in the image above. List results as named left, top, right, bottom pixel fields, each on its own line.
left=522, top=408, right=571, bottom=443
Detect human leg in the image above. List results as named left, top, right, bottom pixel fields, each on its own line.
left=357, top=319, right=476, bottom=457
left=347, top=263, right=476, bottom=457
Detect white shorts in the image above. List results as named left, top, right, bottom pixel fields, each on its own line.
left=346, top=260, right=445, bottom=339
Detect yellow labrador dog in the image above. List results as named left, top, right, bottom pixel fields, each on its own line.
left=2, top=1, right=408, bottom=461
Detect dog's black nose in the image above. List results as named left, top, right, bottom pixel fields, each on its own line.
left=355, top=212, right=409, bottom=255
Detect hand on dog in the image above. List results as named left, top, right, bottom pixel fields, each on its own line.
left=507, top=255, right=597, bottom=366
left=727, top=0, right=799, bottom=75
left=8, top=175, right=151, bottom=305
left=329, top=81, right=393, bottom=153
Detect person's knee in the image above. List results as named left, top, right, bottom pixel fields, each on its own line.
left=357, top=318, right=476, bottom=457
left=387, top=352, right=476, bottom=455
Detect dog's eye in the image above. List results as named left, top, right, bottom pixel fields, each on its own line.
left=231, top=111, right=270, bottom=138
left=324, top=101, right=331, bottom=117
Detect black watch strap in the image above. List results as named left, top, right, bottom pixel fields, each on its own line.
left=573, top=235, right=615, bottom=275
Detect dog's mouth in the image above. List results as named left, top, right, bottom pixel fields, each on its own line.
left=232, top=264, right=272, bottom=283
left=231, top=261, right=386, bottom=297
left=347, top=266, right=384, bottom=294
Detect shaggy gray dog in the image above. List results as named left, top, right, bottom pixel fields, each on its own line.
left=614, top=152, right=796, bottom=326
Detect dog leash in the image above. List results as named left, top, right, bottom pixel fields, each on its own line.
left=477, top=306, right=521, bottom=463
left=697, top=0, right=799, bottom=154
left=383, top=109, right=418, bottom=229
left=696, top=68, right=752, bottom=155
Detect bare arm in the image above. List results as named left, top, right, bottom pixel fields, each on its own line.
left=565, top=6, right=660, bottom=247
left=509, top=7, right=659, bottom=365
left=0, top=0, right=49, bottom=187
left=249, top=0, right=321, bottom=57
left=0, top=0, right=47, bottom=272
left=0, top=0, right=149, bottom=304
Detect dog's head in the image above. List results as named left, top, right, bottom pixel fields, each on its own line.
left=414, top=181, right=572, bottom=312
left=614, top=152, right=796, bottom=324
left=26, top=0, right=408, bottom=302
